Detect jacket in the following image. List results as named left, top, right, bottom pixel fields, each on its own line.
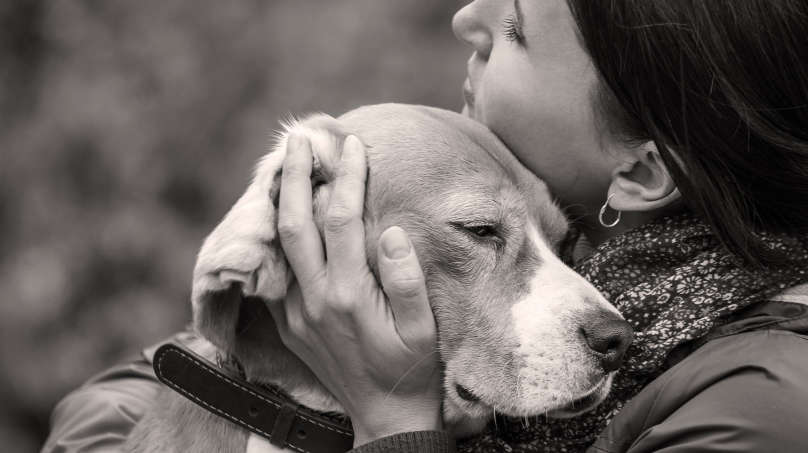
left=42, top=286, right=808, bottom=453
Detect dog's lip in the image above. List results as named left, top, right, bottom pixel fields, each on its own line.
left=455, top=383, right=482, bottom=403
left=564, top=387, right=601, bottom=411
left=547, top=377, right=610, bottom=416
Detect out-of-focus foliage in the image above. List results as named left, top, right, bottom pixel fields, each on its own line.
left=0, top=1, right=468, bottom=450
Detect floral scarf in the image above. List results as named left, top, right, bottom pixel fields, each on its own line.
left=458, top=212, right=808, bottom=452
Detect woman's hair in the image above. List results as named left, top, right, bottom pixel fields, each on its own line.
left=566, top=0, right=808, bottom=266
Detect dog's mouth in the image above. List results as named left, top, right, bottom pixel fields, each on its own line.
left=455, top=384, right=482, bottom=403
left=564, top=387, right=601, bottom=411
left=454, top=374, right=609, bottom=410
left=546, top=377, right=611, bottom=418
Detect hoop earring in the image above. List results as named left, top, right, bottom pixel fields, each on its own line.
left=599, top=193, right=622, bottom=228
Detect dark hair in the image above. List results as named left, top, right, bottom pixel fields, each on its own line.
left=566, top=0, right=808, bottom=266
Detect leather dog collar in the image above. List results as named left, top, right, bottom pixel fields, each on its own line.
left=153, top=343, right=355, bottom=453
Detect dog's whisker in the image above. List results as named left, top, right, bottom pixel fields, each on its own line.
left=383, top=349, right=440, bottom=406
left=235, top=309, right=267, bottom=338
left=560, top=202, right=586, bottom=215
left=516, top=366, right=524, bottom=417
left=560, top=203, right=591, bottom=226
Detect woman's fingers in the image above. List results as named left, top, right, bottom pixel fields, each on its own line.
left=377, top=227, right=437, bottom=355
left=278, top=133, right=326, bottom=289
left=271, top=133, right=442, bottom=445
left=324, top=135, right=374, bottom=294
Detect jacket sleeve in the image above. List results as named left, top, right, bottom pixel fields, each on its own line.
left=596, top=331, right=808, bottom=453
left=41, top=332, right=197, bottom=453
left=350, top=431, right=455, bottom=453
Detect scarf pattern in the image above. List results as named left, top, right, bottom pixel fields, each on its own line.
left=458, top=213, right=808, bottom=452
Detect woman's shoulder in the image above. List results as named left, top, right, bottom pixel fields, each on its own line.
left=591, top=297, right=808, bottom=453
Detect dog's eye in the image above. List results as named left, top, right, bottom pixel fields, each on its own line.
left=450, top=222, right=502, bottom=245
left=465, top=225, right=496, bottom=238
left=451, top=222, right=504, bottom=251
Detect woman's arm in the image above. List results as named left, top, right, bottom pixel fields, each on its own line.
left=41, top=332, right=202, bottom=453
left=591, top=330, right=808, bottom=453
left=270, top=133, right=445, bottom=448
left=42, top=359, right=159, bottom=453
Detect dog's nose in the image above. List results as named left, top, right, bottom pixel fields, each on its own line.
left=581, top=316, right=634, bottom=373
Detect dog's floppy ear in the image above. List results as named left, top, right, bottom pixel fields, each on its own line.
left=191, top=113, right=352, bottom=353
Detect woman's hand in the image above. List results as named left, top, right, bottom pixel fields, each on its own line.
left=269, top=133, right=444, bottom=447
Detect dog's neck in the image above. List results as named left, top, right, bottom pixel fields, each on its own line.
left=195, top=288, right=349, bottom=417
left=217, top=347, right=352, bottom=453
left=210, top=338, right=348, bottom=418
left=168, top=339, right=351, bottom=453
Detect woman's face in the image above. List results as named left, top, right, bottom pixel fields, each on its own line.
left=453, top=0, right=621, bottom=215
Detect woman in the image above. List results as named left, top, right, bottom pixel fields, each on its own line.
left=44, top=0, right=808, bottom=452
left=269, top=0, right=808, bottom=452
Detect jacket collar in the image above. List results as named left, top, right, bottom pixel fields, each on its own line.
left=663, top=283, right=808, bottom=372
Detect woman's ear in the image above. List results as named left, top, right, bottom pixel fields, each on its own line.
left=607, top=141, right=681, bottom=212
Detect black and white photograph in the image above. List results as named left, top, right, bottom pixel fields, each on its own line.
left=3, top=1, right=808, bottom=452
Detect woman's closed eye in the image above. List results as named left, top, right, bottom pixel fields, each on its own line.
left=503, top=14, right=525, bottom=46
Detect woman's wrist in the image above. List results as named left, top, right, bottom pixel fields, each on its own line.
left=349, top=393, right=444, bottom=447
left=352, top=407, right=444, bottom=448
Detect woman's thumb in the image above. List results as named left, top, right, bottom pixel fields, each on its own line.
left=377, top=227, right=436, bottom=352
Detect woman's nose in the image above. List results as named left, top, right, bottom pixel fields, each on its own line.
left=452, top=3, right=493, bottom=61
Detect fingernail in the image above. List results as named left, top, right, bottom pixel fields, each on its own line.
left=287, top=133, right=301, bottom=154
left=342, top=135, right=359, bottom=160
left=382, top=227, right=411, bottom=260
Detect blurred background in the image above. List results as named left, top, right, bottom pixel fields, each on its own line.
left=0, top=1, right=469, bottom=450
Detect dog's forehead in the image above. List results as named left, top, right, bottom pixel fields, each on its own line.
left=284, top=105, right=560, bottom=231
left=330, top=104, right=567, bottom=244
left=339, top=104, right=518, bottom=181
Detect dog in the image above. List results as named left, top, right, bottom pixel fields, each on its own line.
left=124, top=104, right=633, bottom=452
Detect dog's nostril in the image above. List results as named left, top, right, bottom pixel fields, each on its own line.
left=581, top=317, right=634, bottom=373
left=456, top=384, right=482, bottom=403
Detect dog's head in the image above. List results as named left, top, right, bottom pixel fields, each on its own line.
left=191, top=104, right=632, bottom=434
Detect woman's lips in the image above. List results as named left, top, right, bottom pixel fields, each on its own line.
left=462, top=78, right=475, bottom=107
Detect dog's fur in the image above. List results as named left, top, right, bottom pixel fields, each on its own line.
left=125, top=104, right=626, bottom=452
